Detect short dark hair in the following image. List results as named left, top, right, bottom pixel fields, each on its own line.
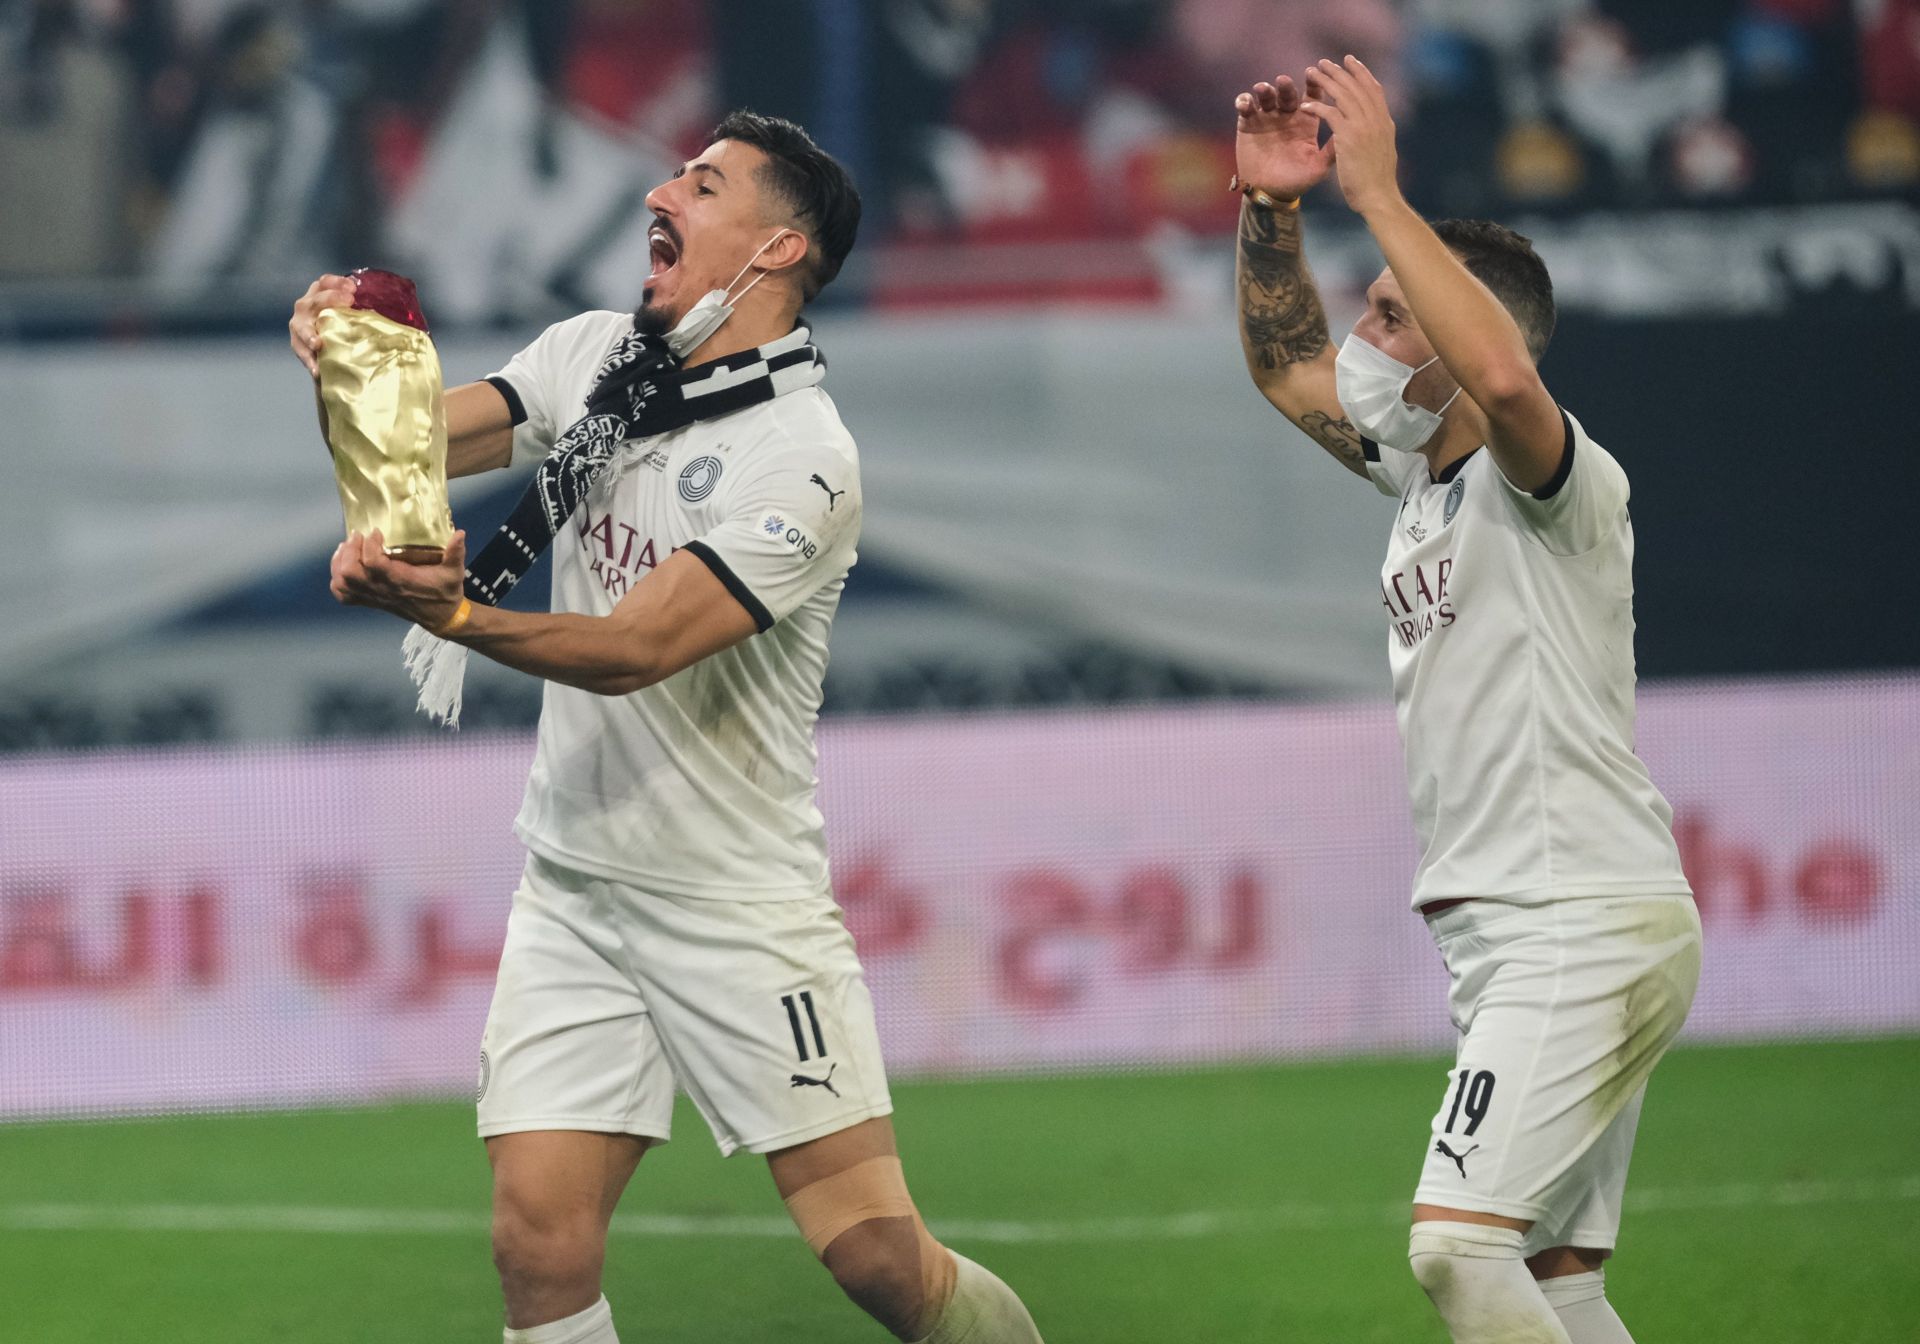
left=710, top=109, right=861, bottom=302
left=1431, top=219, right=1556, bottom=361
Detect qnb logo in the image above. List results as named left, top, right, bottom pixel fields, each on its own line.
left=784, top=528, right=819, bottom=561
left=678, top=455, right=723, bottom=503
left=767, top=517, right=819, bottom=561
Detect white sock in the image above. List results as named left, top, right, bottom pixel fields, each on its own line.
left=1409, top=1222, right=1572, bottom=1344
left=1538, top=1270, right=1634, bottom=1343
left=913, top=1253, right=1043, bottom=1343
left=503, top=1295, right=619, bottom=1344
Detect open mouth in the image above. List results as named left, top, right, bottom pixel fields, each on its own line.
left=647, top=223, right=681, bottom=285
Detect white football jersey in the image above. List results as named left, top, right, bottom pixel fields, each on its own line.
left=487, top=312, right=860, bottom=900
left=1363, top=410, right=1690, bottom=908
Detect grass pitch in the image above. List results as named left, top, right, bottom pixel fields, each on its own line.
left=3, top=1037, right=1915, bottom=1342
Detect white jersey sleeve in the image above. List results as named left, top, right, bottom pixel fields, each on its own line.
left=484, top=311, right=631, bottom=468
left=1493, top=408, right=1629, bottom=556
left=1361, top=435, right=1425, bottom=499
left=682, top=432, right=860, bottom=632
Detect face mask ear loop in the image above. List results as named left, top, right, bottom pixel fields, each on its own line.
left=1409, top=354, right=1464, bottom=418
left=723, top=230, right=794, bottom=306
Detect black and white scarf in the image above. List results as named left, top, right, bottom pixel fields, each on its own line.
left=403, top=322, right=827, bottom=724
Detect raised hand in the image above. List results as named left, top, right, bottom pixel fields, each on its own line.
left=289, top=273, right=357, bottom=376
left=1234, top=75, right=1334, bottom=201
left=1300, top=56, right=1401, bottom=217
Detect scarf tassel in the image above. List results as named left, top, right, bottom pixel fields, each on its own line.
left=402, top=622, right=472, bottom=727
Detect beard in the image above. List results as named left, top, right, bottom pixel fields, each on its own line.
left=633, top=295, right=674, bottom=338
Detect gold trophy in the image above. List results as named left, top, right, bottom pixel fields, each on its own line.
left=316, top=269, right=452, bottom=565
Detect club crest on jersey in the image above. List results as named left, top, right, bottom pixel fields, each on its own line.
left=1444, top=477, right=1466, bottom=525
left=678, top=455, right=723, bottom=503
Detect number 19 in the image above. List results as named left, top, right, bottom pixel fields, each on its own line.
left=1445, top=1068, right=1496, bottom=1136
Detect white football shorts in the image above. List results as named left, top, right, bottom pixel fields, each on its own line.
left=1413, top=894, right=1702, bottom=1255
left=476, top=852, right=893, bottom=1156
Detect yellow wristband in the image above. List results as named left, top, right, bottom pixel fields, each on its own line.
left=1228, top=174, right=1301, bottom=211
left=432, top=597, right=473, bottom=638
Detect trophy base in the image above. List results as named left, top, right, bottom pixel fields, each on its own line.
left=385, top=545, right=446, bottom=566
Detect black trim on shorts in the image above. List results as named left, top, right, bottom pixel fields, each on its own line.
left=684, top=541, right=775, bottom=633
left=1531, top=407, right=1577, bottom=500
left=485, top=376, right=528, bottom=427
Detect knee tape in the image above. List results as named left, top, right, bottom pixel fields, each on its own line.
left=1536, top=1268, right=1607, bottom=1309
left=783, top=1155, right=919, bottom=1257
left=1409, top=1220, right=1529, bottom=1293
left=1409, top=1220, right=1528, bottom=1262
left=1408, top=1221, right=1577, bottom=1344
left=783, top=1156, right=956, bottom=1329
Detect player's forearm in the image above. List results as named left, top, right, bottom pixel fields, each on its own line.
left=1235, top=196, right=1335, bottom=395
left=445, top=434, right=511, bottom=478
left=1360, top=197, right=1539, bottom=408
left=444, top=382, right=515, bottom=478
left=450, top=605, right=656, bottom=696
left=1234, top=198, right=1370, bottom=478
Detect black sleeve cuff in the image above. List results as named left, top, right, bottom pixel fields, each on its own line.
left=684, top=541, right=774, bottom=633
left=485, top=376, right=528, bottom=427
left=1360, top=434, right=1380, bottom=464
left=1531, top=408, right=1576, bottom=500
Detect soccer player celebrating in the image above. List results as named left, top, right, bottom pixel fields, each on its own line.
left=291, top=112, right=1043, bottom=1344
left=1230, top=62, right=1702, bottom=1344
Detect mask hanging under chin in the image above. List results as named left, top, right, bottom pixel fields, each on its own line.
left=665, top=229, right=795, bottom=358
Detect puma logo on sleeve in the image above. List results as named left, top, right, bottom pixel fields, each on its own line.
left=809, top=474, right=846, bottom=510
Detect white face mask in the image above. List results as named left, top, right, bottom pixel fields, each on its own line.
left=1334, top=332, right=1462, bottom=453
left=665, top=229, right=796, bottom=358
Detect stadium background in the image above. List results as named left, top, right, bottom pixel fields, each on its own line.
left=2, top=1, right=1916, bottom=1340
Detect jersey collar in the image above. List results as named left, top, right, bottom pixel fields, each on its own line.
left=1431, top=447, right=1481, bottom=486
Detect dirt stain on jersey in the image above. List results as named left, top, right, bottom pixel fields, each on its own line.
left=678, top=662, right=771, bottom=786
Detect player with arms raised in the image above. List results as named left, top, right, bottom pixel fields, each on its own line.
left=291, top=111, right=1043, bottom=1344
left=1230, top=61, right=1702, bottom=1344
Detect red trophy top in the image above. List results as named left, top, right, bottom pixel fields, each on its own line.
left=350, top=268, right=429, bottom=333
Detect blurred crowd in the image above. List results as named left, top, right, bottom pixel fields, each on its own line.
left=1401, top=0, right=1920, bottom=215
left=1, top=0, right=1916, bottom=295
left=0, top=0, right=547, bottom=284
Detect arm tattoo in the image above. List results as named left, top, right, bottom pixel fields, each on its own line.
left=1237, top=199, right=1331, bottom=372
left=1298, top=410, right=1369, bottom=478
